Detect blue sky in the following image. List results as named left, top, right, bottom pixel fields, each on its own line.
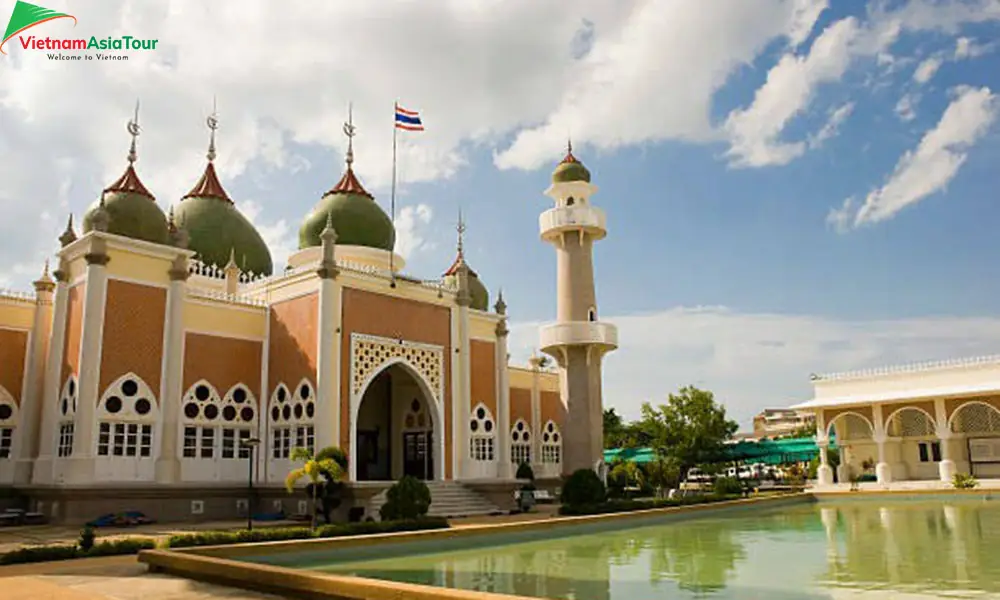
left=2, top=1, right=1000, bottom=428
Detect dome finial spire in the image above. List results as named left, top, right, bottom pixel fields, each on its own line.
left=343, top=102, right=356, bottom=168
left=127, top=99, right=141, bottom=164
left=456, top=207, right=466, bottom=259
left=206, top=96, right=218, bottom=163
left=567, top=137, right=572, bottom=155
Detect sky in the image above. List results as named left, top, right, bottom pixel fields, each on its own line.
left=2, top=0, right=1000, bottom=429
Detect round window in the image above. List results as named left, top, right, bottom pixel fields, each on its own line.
left=204, top=404, right=219, bottom=420
left=105, top=396, right=123, bottom=414
left=121, top=379, right=138, bottom=397
left=223, top=406, right=237, bottom=421
left=233, top=388, right=247, bottom=404
left=195, top=385, right=211, bottom=401
left=0, top=405, right=12, bottom=421
left=184, top=403, right=200, bottom=419
left=240, top=407, right=255, bottom=422
left=135, top=398, right=151, bottom=415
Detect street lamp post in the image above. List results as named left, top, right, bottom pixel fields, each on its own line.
left=241, top=437, right=261, bottom=531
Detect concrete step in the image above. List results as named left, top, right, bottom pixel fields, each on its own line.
left=367, top=480, right=504, bottom=519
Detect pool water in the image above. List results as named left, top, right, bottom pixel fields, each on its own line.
left=266, top=498, right=1000, bottom=599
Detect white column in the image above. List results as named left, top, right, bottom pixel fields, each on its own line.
left=13, top=274, right=55, bottom=483
left=935, top=398, right=956, bottom=482
left=68, top=247, right=110, bottom=483
left=316, top=276, right=341, bottom=453
left=449, top=308, right=462, bottom=480
left=457, top=303, right=472, bottom=479
left=155, top=259, right=187, bottom=483
left=529, top=357, right=542, bottom=466
left=495, top=320, right=512, bottom=479
left=873, top=405, right=891, bottom=486
left=815, top=410, right=834, bottom=485
left=31, top=267, right=69, bottom=485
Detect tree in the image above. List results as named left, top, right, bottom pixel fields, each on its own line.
left=285, top=446, right=345, bottom=530
left=604, top=407, right=652, bottom=449
left=638, top=386, right=738, bottom=480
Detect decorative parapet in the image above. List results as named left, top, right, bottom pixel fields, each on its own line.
left=187, top=258, right=266, bottom=284
left=336, top=259, right=457, bottom=294
left=0, top=288, right=36, bottom=305
left=187, top=288, right=267, bottom=308
left=811, top=354, right=1000, bottom=382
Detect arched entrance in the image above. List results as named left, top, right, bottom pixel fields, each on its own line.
left=351, top=361, right=442, bottom=482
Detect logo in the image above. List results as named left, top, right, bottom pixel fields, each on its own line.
left=1, top=0, right=74, bottom=54
left=1, top=0, right=158, bottom=60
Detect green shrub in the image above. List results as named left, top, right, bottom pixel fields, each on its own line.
left=560, top=469, right=607, bottom=507
left=515, top=462, right=535, bottom=481
left=557, top=493, right=740, bottom=516
left=0, top=544, right=80, bottom=565
left=86, top=538, right=156, bottom=557
left=164, top=517, right=449, bottom=549
left=953, top=473, right=979, bottom=489
left=78, top=525, right=96, bottom=552
left=714, top=476, right=743, bottom=496
left=379, top=476, right=432, bottom=521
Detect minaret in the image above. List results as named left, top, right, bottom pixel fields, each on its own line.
left=538, top=141, right=618, bottom=476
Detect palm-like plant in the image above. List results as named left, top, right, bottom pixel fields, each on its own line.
left=285, top=446, right=344, bottom=530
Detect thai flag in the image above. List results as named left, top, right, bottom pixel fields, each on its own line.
left=395, top=104, right=424, bottom=131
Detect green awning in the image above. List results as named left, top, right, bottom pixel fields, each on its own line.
left=605, top=436, right=835, bottom=466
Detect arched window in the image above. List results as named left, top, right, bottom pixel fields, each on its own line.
left=541, top=420, right=562, bottom=465
left=269, top=380, right=315, bottom=459
left=97, top=374, right=157, bottom=458
left=0, top=386, right=18, bottom=460
left=181, top=380, right=224, bottom=460
left=57, top=376, right=78, bottom=458
left=469, top=403, right=496, bottom=462
left=511, top=419, right=531, bottom=466
left=566, top=197, right=575, bottom=206
left=220, top=384, right=258, bottom=459
left=588, top=307, right=597, bottom=322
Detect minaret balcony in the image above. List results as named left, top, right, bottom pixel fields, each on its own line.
left=539, top=321, right=618, bottom=353
left=539, top=206, right=606, bottom=242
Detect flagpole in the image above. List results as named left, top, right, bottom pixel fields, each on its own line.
left=390, top=101, right=398, bottom=287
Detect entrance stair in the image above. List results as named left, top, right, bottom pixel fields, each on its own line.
left=367, top=480, right=504, bottom=519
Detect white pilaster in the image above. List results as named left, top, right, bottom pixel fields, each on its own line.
left=155, top=260, right=187, bottom=483
left=815, top=410, right=834, bottom=485
left=450, top=307, right=462, bottom=480
left=13, top=275, right=54, bottom=483
left=529, top=358, right=542, bottom=466
left=872, top=404, right=892, bottom=486
left=495, top=321, right=512, bottom=479
left=457, top=304, right=472, bottom=478
left=316, top=277, right=341, bottom=452
left=68, top=248, right=109, bottom=483
left=935, top=398, right=956, bottom=482
left=32, top=267, right=70, bottom=484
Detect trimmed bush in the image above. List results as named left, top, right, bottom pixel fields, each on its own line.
left=558, top=493, right=741, bottom=516
left=953, top=473, right=979, bottom=489
left=560, top=469, right=606, bottom=508
left=714, top=476, right=743, bottom=496
left=515, top=462, right=535, bottom=481
left=0, top=536, right=156, bottom=565
left=379, top=476, right=432, bottom=521
left=165, top=517, right=449, bottom=549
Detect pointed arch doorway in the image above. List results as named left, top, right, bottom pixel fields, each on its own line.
left=350, top=360, right=443, bottom=482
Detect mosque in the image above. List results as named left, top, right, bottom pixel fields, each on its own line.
left=0, top=105, right=617, bottom=522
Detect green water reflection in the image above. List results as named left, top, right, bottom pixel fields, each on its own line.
left=298, top=499, right=1000, bottom=599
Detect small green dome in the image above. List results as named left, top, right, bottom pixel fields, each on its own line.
left=175, top=163, right=273, bottom=276
left=443, top=256, right=490, bottom=311
left=299, top=168, right=395, bottom=251
left=82, top=165, right=169, bottom=244
left=552, top=150, right=591, bottom=183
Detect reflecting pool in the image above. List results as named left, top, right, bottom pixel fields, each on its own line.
left=257, top=498, right=1000, bottom=599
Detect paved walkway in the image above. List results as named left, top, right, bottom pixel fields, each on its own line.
left=810, top=478, right=1000, bottom=493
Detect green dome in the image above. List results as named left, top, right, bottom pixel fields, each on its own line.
left=175, top=163, right=273, bottom=276
left=552, top=151, right=591, bottom=183
left=443, top=256, right=490, bottom=311
left=82, top=165, right=169, bottom=244
left=299, top=168, right=395, bottom=251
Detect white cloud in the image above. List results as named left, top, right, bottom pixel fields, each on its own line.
left=808, top=102, right=855, bottom=148
left=393, top=204, right=434, bottom=259
left=913, top=56, right=943, bottom=83
left=825, top=197, right=854, bottom=234
left=724, top=17, right=860, bottom=167
left=849, top=86, right=997, bottom=227
left=509, top=306, right=1000, bottom=427
left=239, top=200, right=297, bottom=273
left=954, top=36, right=995, bottom=59
left=895, top=93, right=919, bottom=121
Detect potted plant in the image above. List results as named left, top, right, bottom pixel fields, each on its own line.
left=516, top=462, right=536, bottom=512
